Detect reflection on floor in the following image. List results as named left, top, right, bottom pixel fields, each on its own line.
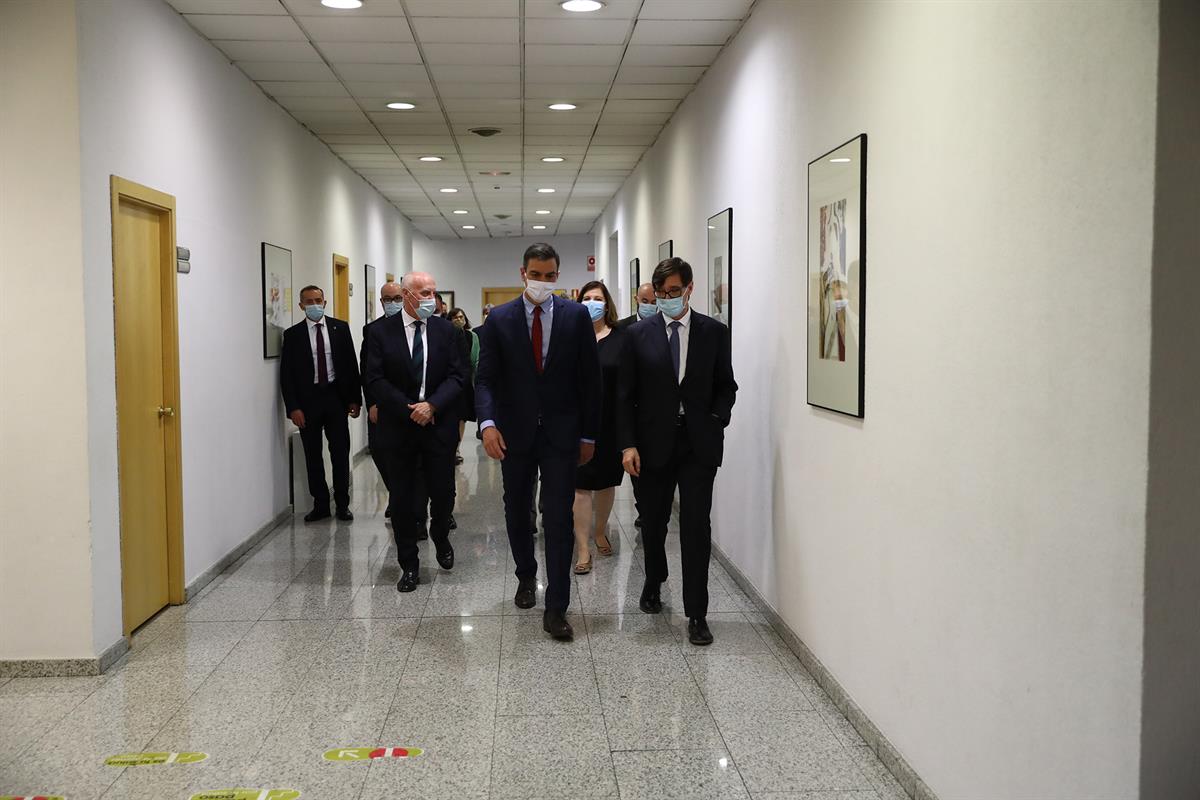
left=0, top=436, right=907, bottom=800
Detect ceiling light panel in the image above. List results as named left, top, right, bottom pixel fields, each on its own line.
left=525, top=0, right=640, bottom=17
left=282, top=0, right=407, bottom=14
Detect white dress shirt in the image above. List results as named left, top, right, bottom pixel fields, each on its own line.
left=401, top=309, right=429, bottom=402
left=666, top=307, right=692, bottom=412
left=306, top=317, right=337, bottom=383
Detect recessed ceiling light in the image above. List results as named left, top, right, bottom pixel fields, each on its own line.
left=321, top=0, right=362, bottom=8
left=462, top=225, right=476, bottom=230
left=419, top=156, right=443, bottom=162
left=537, top=188, right=556, bottom=193
left=439, top=188, right=458, bottom=193
left=829, top=157, right=851, bottom=163
left=541, top=156, right=565, bottom=163
left=386, top=102, right=416, bottom=110
left=561, top=0, right=604, bottom=11
left=547, top=103, right=577, bottom=111
left=533, top=225, right=547, bottom=230
left=535, top=209, right=552, bottom=215
left=452, top=209, right=469, bottom=215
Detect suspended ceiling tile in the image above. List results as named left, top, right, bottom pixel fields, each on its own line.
left=598, top=111, right=674, bottom=126
left=524, top=135, right=594, bottom=146
left=304, top=121, right=381, bottom=135
left=211, top=40, right=323, bottom=61
left=603, top=97, right=680, bottom=113
left=183, top=14, right=306, bottom=40
left=429, top=65, right=522, bottom=83
left=257, top=80, right=349, bottom=97
left=446, top=112, right=524, bottom=126
left=281, top=0, right=406, bottom=15
left=524, top=83, right=610, bottom=100
left=524, top=19, right=631, bottom=45
left=374, top=122, right=454, bottom=136
left=316, top=42, right=422, bottom=63
left=410, top=17, right=520, bottom=44
left=404, top=0, right=519, bottom=17
left=298, top=15, right=414, bottom=43
left=344, top=80, right=434, bottom=97
left=238, top=61, right=338, bottom=81
left=166, top=0, right=286, bottom=13
left=322, top=133, right=387, bottom=144
left=523, top=63, right=617, bottom=84
left=622, top=45, right=723, bottom=66
left=334, top=63, right=429, bottom=82
left=639, top=0, right=753, bottom=19
left=525, top=45, right=625, bottom=67
left=442, top=97, right=523, bottom=112
left=275, top=95, right=364, bottom=111
left=629, top=19, right=740, bottom=45
left=421, top=43, right=520, bottom=66
left=609, top=82, right=694, bottom=99
left=615, top=65, right=706, bottom=83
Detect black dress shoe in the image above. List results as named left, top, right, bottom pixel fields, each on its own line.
left=448, top=514, right=458, bottom=530
left=634, top=516, right=642, bottom=529
left=397, top=570, right=419, bottom=593
left=513, top=577, right=537, bottom=609
left=543, top=609, right=574, bottom=640
left=336, top=508, right=354, bottom=522
left=639, top=580, right=663, bottom=614
left=435, top=544, right=454, bottom=570
left=687, top=617, right=714, bottom=646
left=304, top=508, right=331, bottom=522
left=384, top=507, right=391, bottom=519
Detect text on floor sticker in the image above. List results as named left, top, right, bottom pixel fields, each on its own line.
left=104, top=751, right=209, bottom=767
left=188, top=790, right=301, bottom=800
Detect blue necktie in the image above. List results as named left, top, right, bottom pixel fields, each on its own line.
left=412, top=321, right=424, bottom=377
left=669, top=321, right=681, bottom=381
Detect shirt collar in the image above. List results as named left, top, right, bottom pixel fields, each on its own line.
left=307, top=316, right=326, bottom=329
left=667, top=307, right=693, bottom=328
left=522, top=293, right=554, bottom=315
left=402, top=309, right=421, bottom=327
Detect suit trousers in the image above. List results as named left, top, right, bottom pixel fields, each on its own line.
left=298, top=383, right=351, bottom=511
left=367, top=421, right=391, bottom=492
left=638, top=418, right=718, bottom=619
left=501, top=429, right=578, bottom=611
left=385, top=426, right=454, bottom=572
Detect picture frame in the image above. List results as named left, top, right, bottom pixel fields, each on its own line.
left=628, top=257, right=640, bottom=314
left=261, top=242, right=292, bottom=360
left=658, top=240, right=673, bottom=262
left=707, top=209, right=732, bottom=329
left=364, top=264, right=376, bottom=322
left=807, top=134, right=867, bottom=418
left=436, top=290, right=455, bottom=311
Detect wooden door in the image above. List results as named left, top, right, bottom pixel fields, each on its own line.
left=111, top=177, right=184, bottom=635
left=482, top=286, right=524, bottom=319
left=333, top=253, right=350, bottom=320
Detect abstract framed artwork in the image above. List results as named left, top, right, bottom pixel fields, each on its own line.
left=807, top=134, right=867, bottom=418
left=436, top=290, right=455, bottom=310
left=707, top=208, right=732, bottom=329
left=261, top=242, right=292, bottom=360
left=658, top=240, right=673, bottom=262
left=364, top=264, right=376, bottom=322
left=628, top=257, right=640, bottom=313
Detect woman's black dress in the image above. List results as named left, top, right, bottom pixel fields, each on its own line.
left=576, top=326, right=626, bottom=491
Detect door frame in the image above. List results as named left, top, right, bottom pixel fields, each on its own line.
left=333, top=253, right=350, bottom=319
left=109, top=175, right=186, bottom=634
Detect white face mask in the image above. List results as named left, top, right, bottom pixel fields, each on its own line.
left=833, top=298, right=849, bottom=312
left=525, top=279, right=555, bottom=304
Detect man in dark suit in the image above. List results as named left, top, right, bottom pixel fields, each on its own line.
left=616, top=282, right=657, bottom=330
left=361, top=281, right=402, bottom=519
left=364, top=272, right=466, bottom=592
left=618, top=257, right=737, bottom=646
left=280, top=285, right=362, bottom=522
left=475, top=243, right=602, bottom=640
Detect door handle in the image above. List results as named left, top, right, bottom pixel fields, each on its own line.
left=157, top=406, right=175, bottom=418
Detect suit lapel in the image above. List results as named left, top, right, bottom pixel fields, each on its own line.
left=649, top=313, right=677, bottom=380
left=507, top=297, right=538, bottom=376
left=543, top=294, right=563, bottom=371
left=681, top=312, right=703, bottom=389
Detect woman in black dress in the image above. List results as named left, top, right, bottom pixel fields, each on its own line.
left=573, top=280, right=626, bottom=573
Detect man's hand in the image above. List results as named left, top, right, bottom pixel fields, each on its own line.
left=368, top=404, right=379, bottom=424
left=579, top=441, right=595, bottom=466
left=289, top=410, right=306, bottom=429
left=622, top=447, right=641, bottom=477
left=483, top=426, right=507, bottom=461
left=408, top=402, right=435, bottom=426
left=348, top=404, right=361, bottom=419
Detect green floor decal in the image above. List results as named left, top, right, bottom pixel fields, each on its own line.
left=1, top=795, right=68, bottom=799
left=322, top=746, right=424, bottom=761
left=188, top=790, right=301, bottom=800
left=104, top=751, right=209, bottom=766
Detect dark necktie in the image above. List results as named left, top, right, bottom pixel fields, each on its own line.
left=532, top=305, right=544, bottom=374
left=669, top=320, right=681, bottom=381
left=412, top=321, right=424, bottom=380
left=315, top=323, right=328, bottom=385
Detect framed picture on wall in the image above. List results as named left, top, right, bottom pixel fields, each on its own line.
left=437, top=290, right=455, bottom=311
left=807, top=133, right=867, bottom=418
left=628, top=257, right=640, bottom=313
left=658, top=240, right=673, bottom=262
left=364, top=264, right=377, bottom=322
left=261, top=242, right=292, bottom=360
left=707, top=208, right=732, bottom=329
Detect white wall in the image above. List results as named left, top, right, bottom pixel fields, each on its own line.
left=412, top=234, right=597, bottom=323
left=75, top=0, right=413, bottom=654
left=595, top=2, right=1159, bottom=797
left=0, top=0, right=95, bottom=661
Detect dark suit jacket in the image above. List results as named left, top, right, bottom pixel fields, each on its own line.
left=363, top=313, right=466, bottom=448
left=475, top=294, right=602, bottom=454
left=617, top=310, right=737, bottom=469
left=616, top=313, right=639, bottom=330
left=280, top=317, right=362, bottom=414
left=360, top=316, right=387, bottom=409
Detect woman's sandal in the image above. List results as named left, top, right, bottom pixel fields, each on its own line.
left=573, top=558, right=593, bottom=574
left=595, top=532, right=613, bottom=556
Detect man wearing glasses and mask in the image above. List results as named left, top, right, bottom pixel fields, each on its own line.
left=617, top=257, right=738, bottom=646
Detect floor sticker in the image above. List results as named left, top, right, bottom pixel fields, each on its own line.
left=322, top=747, right=424, bottom=761
left=104, top=751, right=209, bottom=767
left=189, top=790, right=301, bottom=800
left=1, top=795, right=67, bottom=799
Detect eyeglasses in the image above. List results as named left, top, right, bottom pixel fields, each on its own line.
left=381, top=296, right=402, bottom=304
left=653, top=287, right=685, bottom=299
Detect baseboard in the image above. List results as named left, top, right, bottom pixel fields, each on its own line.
left=0, top=636, right=130, bottom=679
left=711, top=543, right=940, bottom=800
left=184, top=507, right=293, bottom=601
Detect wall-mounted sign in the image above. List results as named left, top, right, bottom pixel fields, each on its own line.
left=587, top=255, right=596, bottom=272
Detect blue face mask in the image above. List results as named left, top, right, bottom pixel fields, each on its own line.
left=657, top=293, right=687, bottom=319
left=304, top=304, right=325, bottom=321
left=583, top=299, right=606, bottom=322
left=415, top=298, right=437, bottom=320
left=637, top=302, right=657, bottom=319
left=382, top=301, right=403, bottom=318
